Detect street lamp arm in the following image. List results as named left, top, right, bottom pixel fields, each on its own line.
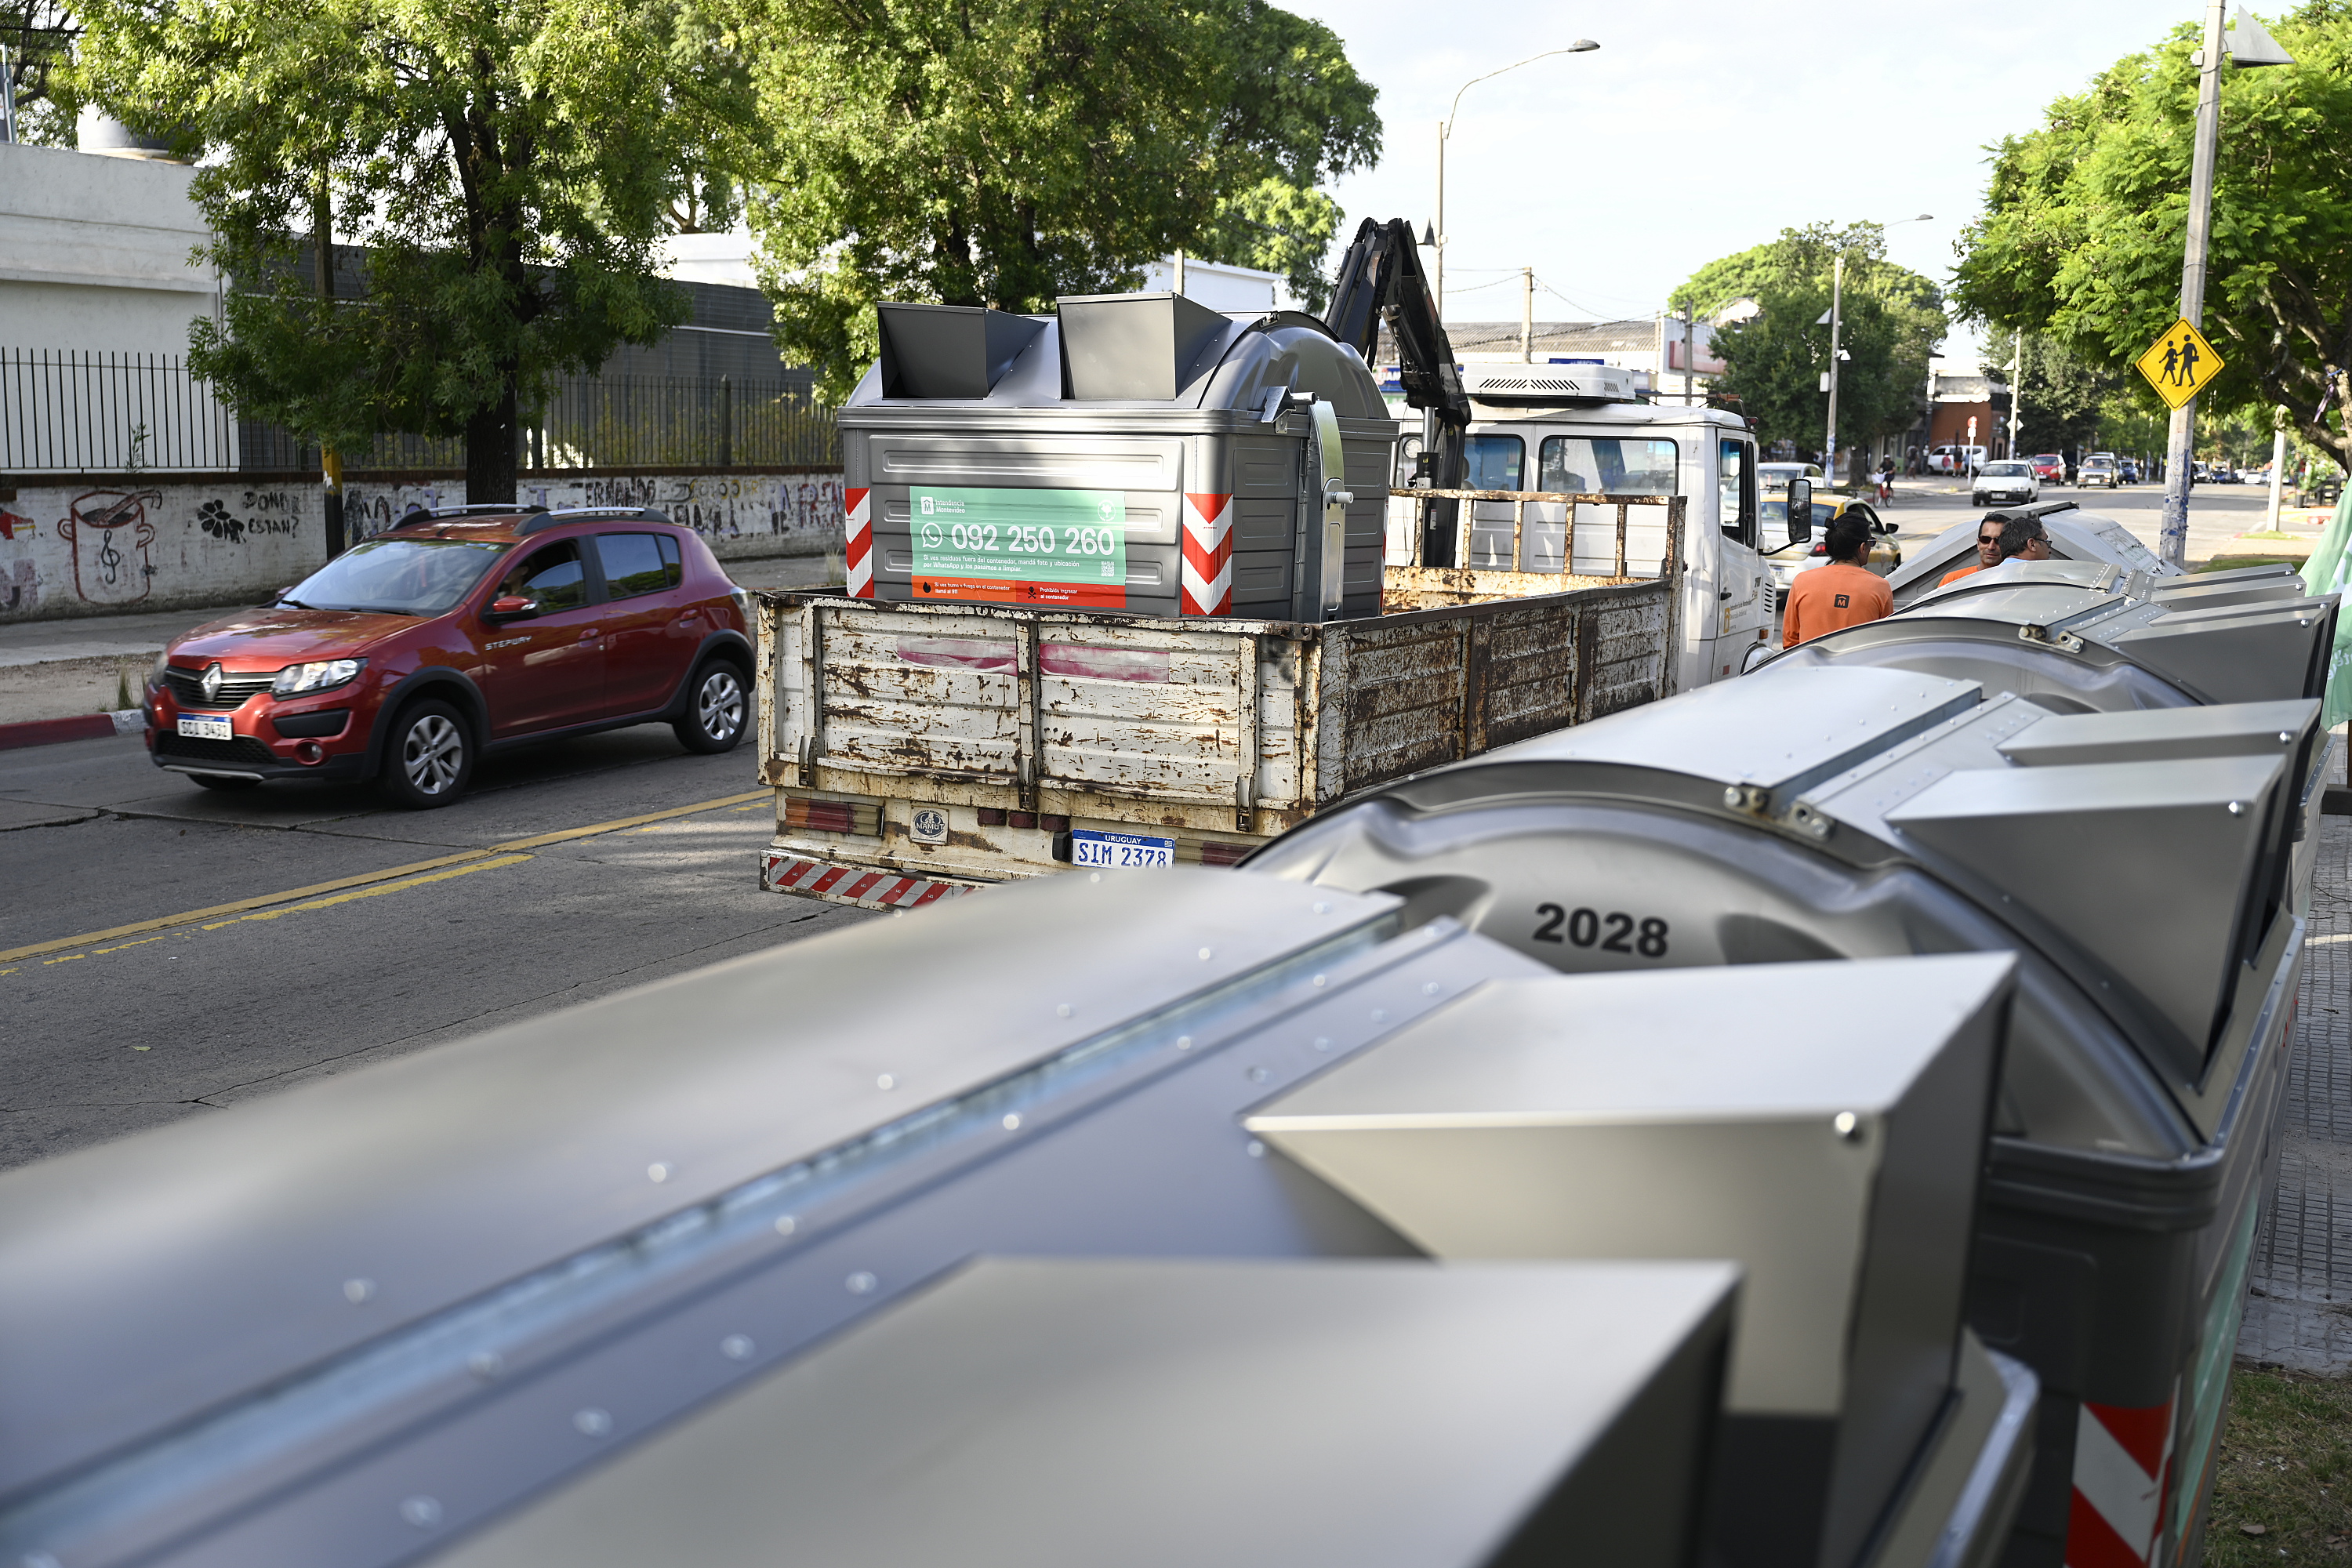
left=1443, top=41, right=1598, bottom=133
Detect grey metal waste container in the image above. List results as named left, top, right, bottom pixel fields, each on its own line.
left=840, top=296, right=1396, bottom=622
left=1244, top=666, right=2321, bottom=1568
left=0, top=866, right=2030, bottom=1568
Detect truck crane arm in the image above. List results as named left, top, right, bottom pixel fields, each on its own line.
left=1324, top=216, right=1472, bottom=566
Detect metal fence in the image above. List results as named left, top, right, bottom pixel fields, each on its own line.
left=2, top=350, right=840, bottom=474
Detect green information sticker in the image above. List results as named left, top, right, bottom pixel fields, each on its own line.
left=909, top=487, right=1127, bottom=587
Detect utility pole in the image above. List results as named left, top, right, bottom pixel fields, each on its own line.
left=1822, top=254, right=1845, bottom=484
left=2160, top=0, right=2228, bottom=566
left=1433, top=120, right=1446, bottom=321
left=2007, top=336, right=2024, bottom=460
left=1682, top=310, right=1696, bottom=407
left=1519, top=268, right=1534, bottom=362
left=314, top=174, right=344, bottom=561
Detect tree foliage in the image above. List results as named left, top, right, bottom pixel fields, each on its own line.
left=725, top=0, right=1379, bottom=399
left=1982, top=328, right=2125, bottom=456
left=1673, top=224, right=1945, bottom=456
left=1951, top=3, right=2352, bottom=472
left=3, top=0, right=77, bottom=143
left=69, top=0, right=745, bottom=498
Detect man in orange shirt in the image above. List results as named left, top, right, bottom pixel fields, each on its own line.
left=1940, top=517, right=2009, bottom=586
left=1783, top=514, right=1893, bottom=647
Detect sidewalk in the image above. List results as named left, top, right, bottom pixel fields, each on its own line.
left=2238, top=730, right=2352, bottom=1370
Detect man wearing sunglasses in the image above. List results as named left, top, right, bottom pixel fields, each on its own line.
left=1938, top=513, right=2050, bottom=587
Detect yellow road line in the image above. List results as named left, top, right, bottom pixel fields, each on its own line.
left=199, top=855, right=534, bottom=927
left=0, top=787, right=770, bottom=964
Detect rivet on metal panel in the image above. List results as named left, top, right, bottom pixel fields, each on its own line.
left=1001, top=1113, right=1022, bottom=1131
left=877, top=1073, right=896, bottom=1090
left=1312, top=901, right=1330, bottom=914
left=1089, top=873, right=1101, bottom=883
left=1313, top=1037, right=1332, bottom=1052
left=1246, top=1140, right=1267, bottom=1158
left=399, top=1497, right=442, bottom=1529
left=845, top=1272, right=878, bottom=1294
left=343, top=1278, right=375, bottom=1304
left=2281, top=732, right=2295, bottom=745
left=1833, top=1112, right=1864, bottom=1142
left=1248, top=1066, right=1269, bottom=1083
left=1055, top=1003, right=1073, bottom=1018
left=466, top=1352, right=504, bottom=1381
left=1176, top=1036, right=1194, bottom=1051
left=1199, top=947, right=1214, bottom=960
left=1312, top=974, right=1327, bottom=988
left=647, top=1163, right=670, bottom=1183
left=574, top=1408, right=612, bottom=1437
left=720, top=1335, right=755, bottom=1361
left=774, top=1214, right=797, bottom=1236
left=1423, top=982, right=1443, bottom=996
left=2229, top=801, right=2246, bottom=816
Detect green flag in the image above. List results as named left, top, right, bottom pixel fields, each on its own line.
left=2299, top=488, right=2352, bottom=730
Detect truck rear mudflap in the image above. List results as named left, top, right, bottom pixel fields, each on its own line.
left=760, top=850, right=985, bottom=911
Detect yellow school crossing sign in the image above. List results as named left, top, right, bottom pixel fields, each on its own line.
left=2135, top=318, right=2224, bottom=409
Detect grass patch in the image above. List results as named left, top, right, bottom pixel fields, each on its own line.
left=2199, top=556, right=2307, bottom=574
left=2203, top=1367, right=2352, bottom=1563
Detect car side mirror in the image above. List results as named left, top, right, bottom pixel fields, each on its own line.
left=485, top=595, right=538, bottom=621
left=1786, top=479, right=1813, bottom=540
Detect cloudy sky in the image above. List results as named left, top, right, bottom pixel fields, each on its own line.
left=1282, top=0, right=2198, bottom=347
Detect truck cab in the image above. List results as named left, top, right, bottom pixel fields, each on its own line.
left=1388, top=368, right=1770, bottom=688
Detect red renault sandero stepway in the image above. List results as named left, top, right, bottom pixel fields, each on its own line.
left=147, top=506, right=756, bottom=808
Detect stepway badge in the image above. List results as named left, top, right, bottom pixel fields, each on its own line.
left=909, top=487, right=1128, bottom=608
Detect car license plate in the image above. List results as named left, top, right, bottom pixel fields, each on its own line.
left=177, top=714, right=233, bottom=741
left=1069, top=830, right=1174, bottom=869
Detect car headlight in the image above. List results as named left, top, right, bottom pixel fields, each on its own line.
left=272, top=657, right=366, bottom=695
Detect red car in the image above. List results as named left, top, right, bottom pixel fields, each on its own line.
left=2030, top=453, right=2066, bottom=483
left=147, top=506, right=755, bottom=808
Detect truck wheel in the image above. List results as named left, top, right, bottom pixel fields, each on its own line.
left=674, top=659, right=747, bottom=753
left=380, top=700, right=473, bottom=809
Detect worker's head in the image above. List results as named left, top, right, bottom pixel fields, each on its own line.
left=1826, top=512, right=1873, bottom=565
left=1973, top=516, right=2006, bottom=568
left=1998, top=514, right=2050, bottom=561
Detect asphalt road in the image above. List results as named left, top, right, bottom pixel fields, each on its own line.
left=0, top=720, right=870, bottom=1172
left=1876, top=474, right=2283, bottom=562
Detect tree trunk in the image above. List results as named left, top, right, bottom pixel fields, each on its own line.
left=466, top=376, right=520, bottom=503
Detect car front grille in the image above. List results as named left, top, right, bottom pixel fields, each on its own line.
left=163, top=667, right=277, bottom=709
left=154, top=732, right=278, bottom=768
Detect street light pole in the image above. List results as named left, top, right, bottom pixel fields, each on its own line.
left=2161, top=0, right=2229, bottom=565
left=1823, top=255, right=1845, bottom=481
left=1434, top=41, right=1597, bottom=324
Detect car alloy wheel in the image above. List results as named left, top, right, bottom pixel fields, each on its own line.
left=403, top=713, right=464, bottom=795
left=698, top=667, right=745, bottom=743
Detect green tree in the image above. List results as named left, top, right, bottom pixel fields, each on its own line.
left=727, top=0, right=1379, bottom=399
left=3, top=0, right=77, bottom=143
left=69, top=0, right=746, bottom=500
left=1952, top=4, right=2352, bottom=472
left=1673, top=224, right=1945, bottom=458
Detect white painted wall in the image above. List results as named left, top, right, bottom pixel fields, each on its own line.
left=0, top=470, right=845, bottom=623
left=0, top=143, right=221, bottom=356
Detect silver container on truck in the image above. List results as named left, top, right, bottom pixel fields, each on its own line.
left=840, top=296, right=1395, bottom=623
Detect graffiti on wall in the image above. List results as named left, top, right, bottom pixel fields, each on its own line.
left=59, top=490, right=164, bottom=605
left=342, top=473, right=844, bottom=549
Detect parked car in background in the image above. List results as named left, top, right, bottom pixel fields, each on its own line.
left=1927, top=445, right=1989, bottom=476
left=2030, top=453, right=2066, bottom=483
left=1972, top=459, right=2041, bottom=508
left=2118, top=459, right=2142, bottom=485
left=146, top=506, right=756, bottom=808
left=2078, top=455, right=2119, bottom=488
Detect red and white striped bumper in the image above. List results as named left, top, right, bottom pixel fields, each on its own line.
left=760, top=851, right=982, bottom=911
left=2066, top=1396, right=2174, bottom=1567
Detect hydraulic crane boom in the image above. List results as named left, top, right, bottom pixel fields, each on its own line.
left=1324, top=217, right=1473, bottom=566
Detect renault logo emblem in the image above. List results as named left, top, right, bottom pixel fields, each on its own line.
left=200, top=662, right=223, bottom=702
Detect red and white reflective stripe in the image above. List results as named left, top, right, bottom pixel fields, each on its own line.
left=1180, top=492, right=1233, bottom=615
left=761, top=851, right=976, bottom=911
left=844, top=488, right=873, bottom=599
left=2065, top=1396, right=2175, bottom=1568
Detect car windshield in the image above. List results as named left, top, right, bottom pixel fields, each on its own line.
left=281, top=538, right=510, bottom=616
left=1981, top=463, right=2031, bottom=477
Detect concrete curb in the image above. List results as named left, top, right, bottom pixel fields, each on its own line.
left=0, top=710, right=144, bottom=753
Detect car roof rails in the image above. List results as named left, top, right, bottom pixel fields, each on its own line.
left=515, top=506, right=675, bottom=534
left=393, top=503, right=551, bottom=526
